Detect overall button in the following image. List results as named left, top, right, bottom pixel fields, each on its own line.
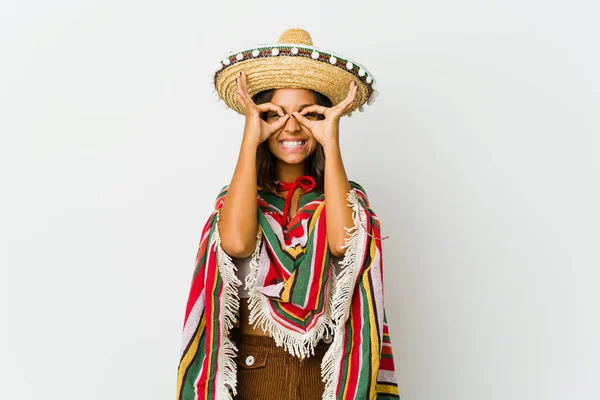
left=235, top=351, right=268, bottom=369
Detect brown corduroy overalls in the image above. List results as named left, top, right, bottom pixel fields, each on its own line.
left=231, top=328, right=333, bottom=400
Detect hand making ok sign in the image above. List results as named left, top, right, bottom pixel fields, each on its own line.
left=291, top=80, right=359, bottom=149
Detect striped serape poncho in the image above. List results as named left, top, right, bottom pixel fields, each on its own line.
left=176, top=181, right=400, bottom=399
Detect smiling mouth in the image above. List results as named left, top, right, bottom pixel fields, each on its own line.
left=280, top=140, right=306, bottom=147
left=279, top=139, right=308, bottom=152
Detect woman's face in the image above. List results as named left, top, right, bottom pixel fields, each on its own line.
left=266, top=88, right=320, bottom=167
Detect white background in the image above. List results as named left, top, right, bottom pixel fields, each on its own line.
left=1, top=1, right=598, bottom=399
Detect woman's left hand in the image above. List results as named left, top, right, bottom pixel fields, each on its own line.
left=292, top=81, right=358, bottom=149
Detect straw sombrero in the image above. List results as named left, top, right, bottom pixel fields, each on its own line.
left=212, top=28, right=379, bottom=116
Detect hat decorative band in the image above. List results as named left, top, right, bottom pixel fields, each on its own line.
left=212, top=29, right=379, bottom=116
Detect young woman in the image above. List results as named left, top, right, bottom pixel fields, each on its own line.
left=176, top=28, right=400, bottom=400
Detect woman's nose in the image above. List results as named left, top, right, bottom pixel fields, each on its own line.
left=284, top=113, right=301, bottom=132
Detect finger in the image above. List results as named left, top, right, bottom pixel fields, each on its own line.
left=299, top=104, right=328, bottom=116
left=341, top=81, right=358, bottom=107
left=333, top=81, right=358, bottom=115
left=239, top=71, right=249, bottom=96
left=237, top=72, right=253, bottom=102
left=235, top=81, right=250, bottom=112
left=292, top=111, right=314, bottom=129
left=256, top=102, right=285, bottom=116
left=235, top=74, right=254, bottom=109
left=348, top=89, right=360, bottom=111
left=236, top=90, right=254, bottom=114
left=269, top=114, right=290, bottom=130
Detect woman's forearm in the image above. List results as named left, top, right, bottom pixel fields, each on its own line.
left=218, top=137, right=259, bottom=258
left=323, top=141, right=354, bottom=257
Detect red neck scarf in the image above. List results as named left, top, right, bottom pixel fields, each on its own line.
left=274, top=175, right=316, bottom=224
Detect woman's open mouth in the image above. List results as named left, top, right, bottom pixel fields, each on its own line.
left=279, top=140, right=307, bottom=153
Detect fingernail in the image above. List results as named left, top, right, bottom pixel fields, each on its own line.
left=239, top=71, right=242, bottom=77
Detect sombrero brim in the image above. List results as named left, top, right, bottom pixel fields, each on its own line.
left=213, top=43, right=379, bottom=116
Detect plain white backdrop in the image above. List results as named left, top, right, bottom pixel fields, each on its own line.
left=1, top=1, right=599, bottom=399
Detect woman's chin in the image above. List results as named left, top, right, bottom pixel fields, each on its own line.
left=274, top=153, right=307, bottom=165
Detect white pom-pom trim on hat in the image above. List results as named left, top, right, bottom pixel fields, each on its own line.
left=214, top=44, right=378, bottom=113
left=217, top=46, right=375, bottom=83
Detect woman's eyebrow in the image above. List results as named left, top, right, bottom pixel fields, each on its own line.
left=270, top=104, right=315, bottom=113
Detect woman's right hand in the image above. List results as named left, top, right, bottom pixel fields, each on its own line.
left=235, top=71, right=290, bottom=145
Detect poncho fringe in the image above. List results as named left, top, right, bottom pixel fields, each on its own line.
left=176, top=182, right=400, bottom=400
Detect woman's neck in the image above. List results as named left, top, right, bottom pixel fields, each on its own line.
left=275, top=161, right=307, bottom=183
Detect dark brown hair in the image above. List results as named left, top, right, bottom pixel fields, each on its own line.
left=252, top=89, right=332, bottom=194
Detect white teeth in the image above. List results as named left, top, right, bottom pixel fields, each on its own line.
left=281, top=140, right=305, bottom=148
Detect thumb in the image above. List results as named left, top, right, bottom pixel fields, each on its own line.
left=269, top=114, right=290, bottom=131
left=292, top=112, right=313, bottom=128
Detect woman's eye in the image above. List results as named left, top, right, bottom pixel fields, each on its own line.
left=305, top=112, right=319, bottom=119
left=268, top=114, right=280, bottom=119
